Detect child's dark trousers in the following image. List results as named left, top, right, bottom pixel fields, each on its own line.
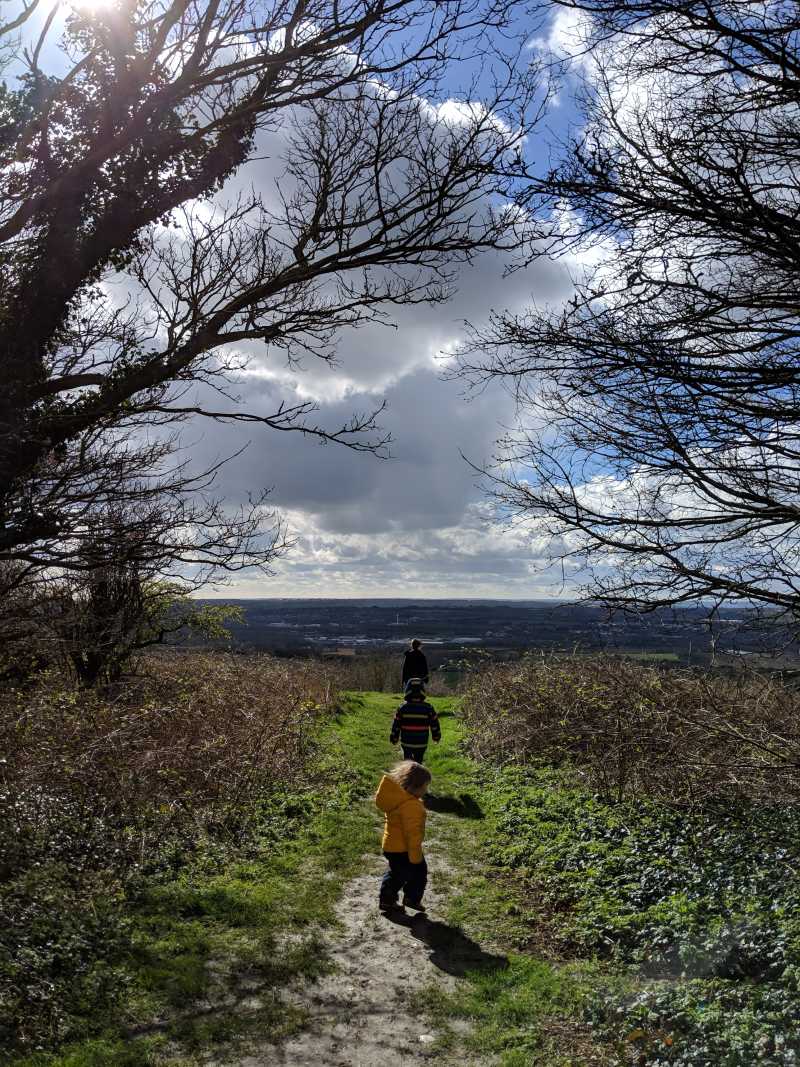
left=380, top=851, right=428, bottom=906
left=402, top=746, right=426, bottom=763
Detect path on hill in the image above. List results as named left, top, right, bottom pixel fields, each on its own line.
left=246, top=848, right=492, bottom=1066
left=236, top=692, right=503, bottom=1067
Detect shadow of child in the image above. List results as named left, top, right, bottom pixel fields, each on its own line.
left=423, top=793, right=484, bottom=820
left=383, top=912, right=508, bottom=977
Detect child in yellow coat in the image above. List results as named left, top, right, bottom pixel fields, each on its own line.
left=374, top=760, right=431, bottom=913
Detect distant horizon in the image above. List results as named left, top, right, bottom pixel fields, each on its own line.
left=194, top=594, right=576, bottom=603
left=191, top=594, right=755, bottom=614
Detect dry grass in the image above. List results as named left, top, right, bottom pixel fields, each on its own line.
left=0, top=651, right=351, bottom=1056
left=1, top=651, right=342, bottom=873
left=461, top=654, right=800, bottom=803
left=339, top=652, right=456, bottom=695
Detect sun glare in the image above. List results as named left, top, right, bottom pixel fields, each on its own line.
left=73, top=0, right=115, bottom=13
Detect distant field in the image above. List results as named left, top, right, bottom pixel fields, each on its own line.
left=620, top=650, right=681, bottom=661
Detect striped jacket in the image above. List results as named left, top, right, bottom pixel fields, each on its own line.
left=390, top=698, right=441, bottom=752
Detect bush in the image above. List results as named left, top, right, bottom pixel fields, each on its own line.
left=461, top=655, right=800, bottom=803
left=464, top=657, right=800, bottom=1065
left=0, top=651, right=340, bottom=1055
left=338, top=653, right=454, bottom=696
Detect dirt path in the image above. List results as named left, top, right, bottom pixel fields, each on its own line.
left=238, top=831, right=503, bottom=1066
left=207, top=693, right=508, bottom=1067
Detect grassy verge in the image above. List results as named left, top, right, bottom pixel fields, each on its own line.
left=468, top=765, right=800, bottom=1066
left=8, top=772, right=377, bottom=1067
left=454, top=652, right=800, bottom=1066
left=372, top=683, right=800, bottom=1065
left=352, top=693, right=617, bottom=1067
left=3, top=674, right=395, bottom=1067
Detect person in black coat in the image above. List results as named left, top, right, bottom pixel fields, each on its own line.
left=401, top=639, right=429, bottom=688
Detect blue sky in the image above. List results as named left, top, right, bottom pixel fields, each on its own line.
left=8, top=0, right=591, bottom=598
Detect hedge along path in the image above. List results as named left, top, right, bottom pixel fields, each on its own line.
left=232, top=691, right=500, bottom=1067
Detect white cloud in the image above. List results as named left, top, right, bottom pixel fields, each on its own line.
left=530, top=8, right=596, bottom=74
left=209, top=500, right=576, bottom=599
left=97, top=44, right=580, bottom=595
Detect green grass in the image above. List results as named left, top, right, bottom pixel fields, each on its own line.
left=341, top=691, right=611, bottom=1066
left=472, top=763, right=800, bottom=1066
left=10, top=690, right=468, bottom=1067
left=6, top=688, right=613, bottom=1067
left=416, top=956, right=601, bottom=1066
left=5, top=744, right=375, bottom=1065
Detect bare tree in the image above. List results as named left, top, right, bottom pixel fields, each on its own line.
left=457, top=0, right=800, bottom=617
left=48, top=510, right=244, bottom=686
left=0, top=0, right=538, bottom=585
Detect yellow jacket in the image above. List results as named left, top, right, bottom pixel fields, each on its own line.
left=375, top=775, right=426, bottom=863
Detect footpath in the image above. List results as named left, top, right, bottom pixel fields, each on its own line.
left=233, top=691, right=602, bottom=1067
left=250, top=691, right=500, bottom=1066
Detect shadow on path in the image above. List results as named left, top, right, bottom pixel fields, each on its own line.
left=384, top=912, right=508, bottom=977
left=424, top=792, right=484, bottom=819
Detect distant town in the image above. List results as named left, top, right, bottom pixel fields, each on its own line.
left=190, top=598, right=797, bottom=669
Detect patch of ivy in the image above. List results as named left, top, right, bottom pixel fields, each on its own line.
left=590, top=979, right=800, bottom=1066
left=480, top=766, right=800, bottom=1065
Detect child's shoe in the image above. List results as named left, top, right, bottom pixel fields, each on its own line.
left=402, top=897, right=426, bottom=912
left=379, top=894, right=401, bottom=913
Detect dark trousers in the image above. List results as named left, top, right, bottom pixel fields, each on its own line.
left=380, top=851, right=428, bottom=906
left=402, top=745, right=426, bottom=763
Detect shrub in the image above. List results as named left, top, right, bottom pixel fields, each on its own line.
left=0, top=651, right=340, bottom=1055
left=465, top=657, right=800, bottom=1065
left=461, top=655, right=800, bottom=803
left=339, top=653, right=454, bottom=696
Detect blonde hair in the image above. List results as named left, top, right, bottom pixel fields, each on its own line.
left=389, top=760, right=432, bottom=795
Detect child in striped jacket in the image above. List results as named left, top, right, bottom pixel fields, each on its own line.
left=390, top=678, right=440, bottom=763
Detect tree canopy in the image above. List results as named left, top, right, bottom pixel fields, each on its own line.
left=0, top=0, right=535, bottom=593
left=457, top=0, right=800, bottom=616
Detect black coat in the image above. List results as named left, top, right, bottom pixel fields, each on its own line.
left=401, top=648, right=429, bottom=684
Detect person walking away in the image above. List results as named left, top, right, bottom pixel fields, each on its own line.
left=390, top=679, right=440, bottom=763
left=375, top=760, right=432, bottom=913
left=401, top=638, right=429, bottom=688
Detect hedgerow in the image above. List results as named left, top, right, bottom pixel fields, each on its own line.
left=463, top=657, right=800, bottom=1065
left=461, top=654, right=800, bottom=803
left=0, top=652, right=342, bottom=1058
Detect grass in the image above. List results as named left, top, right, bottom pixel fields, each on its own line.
left=1, top=652, right=348, bottom=1060
left=338, top=690, right=613, bottom=1066
left=9, top=799, right=374, bottom=1066
left=467, top=764, right=800, bottom=1066
left=5, top=736, right=376, bottom=1065
left=9, top=687, right=464, bottom=1067
left=6, top=683, right=659, bottom=1066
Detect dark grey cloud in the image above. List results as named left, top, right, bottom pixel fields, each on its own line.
left=163, top=48, right=579, bottom=594
left=180, top=208, right=577, bottom=595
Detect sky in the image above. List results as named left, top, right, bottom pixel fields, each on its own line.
left=20, top=1, right=594, bottom=599
left=177, top=4, right=594, bottom=600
